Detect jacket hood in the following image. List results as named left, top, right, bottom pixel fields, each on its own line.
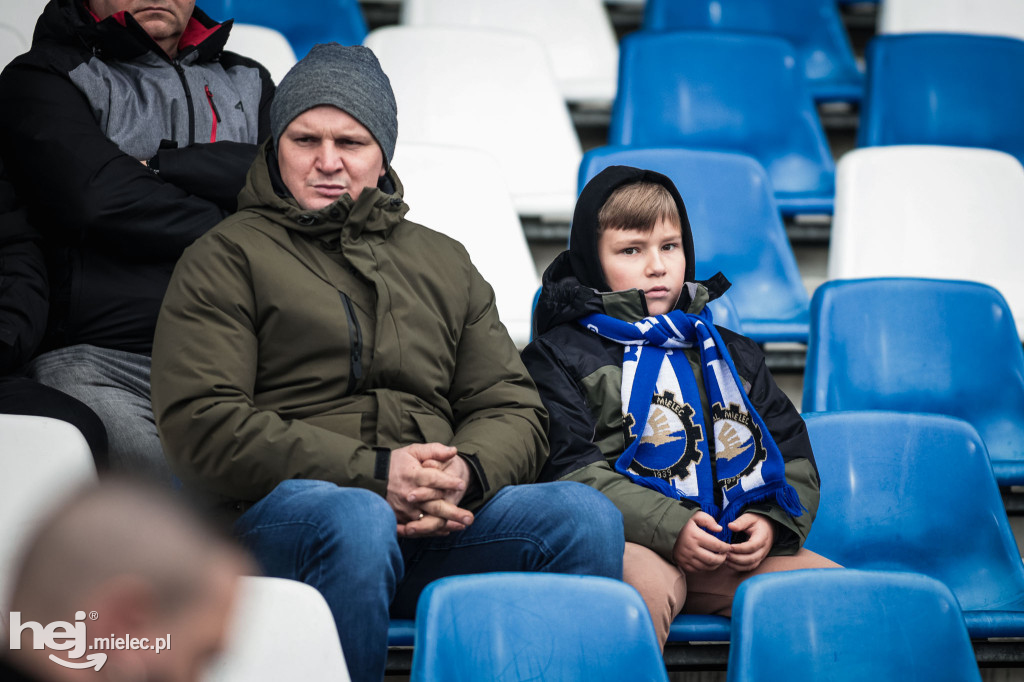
left=236, top=139, right=409, bottom=239
left=35, top=0, right=229, bottom=62
left=535, top=165, right=728, bottom=336
left=570, top=165, right=696, bottom=291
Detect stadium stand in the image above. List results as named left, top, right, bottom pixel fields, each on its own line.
left=879, top=0, right=1024, bottom=40
left=399, top=0, right=619, bottom=106
left=803, top=279, right=1024, bottom=486
left=409, top=573, right=668, bottom=682
left=609, top=31, right=835, bottom=216
left=579, top=146, right=810, bottom=343
left=363, top=26, right=582, bottom=221
left=0, top=415, right=97, bottom=623
left=803, top=412, right=1024, bottom=648
left=199, top=0, right=367, bottom=58
left=827, top=145, right=1024, bottom=340
left=727, top=569, right=982, bottom=682
left=206, top=577, right=351, bottom=682
left=224, top=24, right=297, bottom=84
left=390, top=143, right=539, bottom=346
left=642, top=0, right=864, bottom=103
left=857, top=33, right=1024, bottom=169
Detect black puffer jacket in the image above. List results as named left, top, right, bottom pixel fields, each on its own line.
left=0, top=0, right=274, bottom=354
left=522, top=166, right=819, bottom=561
left=0, top=159, right=47, bottom=374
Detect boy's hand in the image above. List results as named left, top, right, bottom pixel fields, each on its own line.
left=724, top=513, right=775, bottom=572
left=673, top=512, right=731, bottom=573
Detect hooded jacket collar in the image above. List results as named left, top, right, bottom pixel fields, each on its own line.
left=36, top=0, right=229, bottom=64
left=534, top=165, right=729, bottom=336
left=237, top=140, right=410, bottom=240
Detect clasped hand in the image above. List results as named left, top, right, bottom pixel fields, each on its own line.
left=672, top=512, right=775, bottom=574
left=386, top=443, right=475, bottom=538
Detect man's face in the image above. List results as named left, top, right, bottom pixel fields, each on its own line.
left=89, top=1, right=195, bottom=55
left=277, top=105, right=387, bottom=211
left=598, top=217, right=687, bottom=317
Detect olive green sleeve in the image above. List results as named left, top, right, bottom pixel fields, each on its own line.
left=151, top=230, right=386, bottom=502
left=562, top=460, right=697, bottom=562
left=447, top=265, right=549, bottom=506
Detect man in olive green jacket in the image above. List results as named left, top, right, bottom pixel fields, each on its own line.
left=150, top=44, right=623, bottom=682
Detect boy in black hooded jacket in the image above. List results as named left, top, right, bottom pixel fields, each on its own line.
left=522, top=166, right=837, bottom=646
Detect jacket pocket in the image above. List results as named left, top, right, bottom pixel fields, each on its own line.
left=409, top=410, right=455, bottom=445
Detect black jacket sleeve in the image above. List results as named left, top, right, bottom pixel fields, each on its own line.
left=151, top=141, right=261, bottom=211
left=0, top=61, right=233, bottom=261
left=0, top=163, right=47, bottom=374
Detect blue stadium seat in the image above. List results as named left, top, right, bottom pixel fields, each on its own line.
left=610, top=32, right=835, bottom=216
left=410, top=573, right=668, bottom=682
left=643, top=0, right=863, bottom=102
left=802, top=278, right=1024, bottom=485
left=388, top=619, right=415, bottom=647
left=803, top=411, right=1024, bottom=639
left=579, top=147, right=809, bottom=343
left=200, top=0, right=367, bottom=58
left=858, top=33, right=1024, bottom=168
left=668, top=614, right=731, bottom=643
left=727, top=568, right=982, bottom=682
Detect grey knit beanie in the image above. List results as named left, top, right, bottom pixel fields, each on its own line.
left=270, top=43, right=398, bottom=165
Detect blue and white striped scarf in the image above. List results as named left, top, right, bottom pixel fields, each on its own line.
left=580, top=308, right=803, bottom=542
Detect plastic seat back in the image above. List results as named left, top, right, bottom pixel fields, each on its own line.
left=0, top=23, right=28, bottom=69
left=224, top=24, right=297, bottom=84
left=828, top=146, right=1024, bottom=340
left=201, top=0, right=367, bottom=58
left=803, top=279, right=1024, bottom=482
left=0, top=416, right=97, bottom=617
left=391, top=143, right=539, bottom=346
left=400, top=0, right=619, bottom=104
left=610, top=31, right=834, bottom=214
left=879, top=0, right=1024, bottom=41
left=643, top=0, right=863, bottom=102
left=858, top=33, right=1024, bottom=168
left=364, top=26, right=581, bottom=220
left=580, top=146, right=808, bottom=342
left=728, top=568, right=981, bottom=682
left=205, top=577, right=350, bottom=682
left=3, top=0, right=46, bottom=46
left=410, top=573, right=668, bottom=682
left=803, top=411, right=1024, bottom=615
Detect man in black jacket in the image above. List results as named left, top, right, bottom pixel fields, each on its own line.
left=0, top=0, right=274, bottom=481
left=0, top=158, right=107, bottom=462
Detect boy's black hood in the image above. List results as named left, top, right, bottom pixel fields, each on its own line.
left=570, top=165, right=696, bottom=290
left=535, top=165, right=726, bottom=337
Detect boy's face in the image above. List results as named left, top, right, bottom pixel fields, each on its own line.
left=597, top=218, right=686, bottom=317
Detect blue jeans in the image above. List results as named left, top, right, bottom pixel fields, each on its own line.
left=234, top=480, right=624, bottom=682
left=28, top=344, right=171, bottom=482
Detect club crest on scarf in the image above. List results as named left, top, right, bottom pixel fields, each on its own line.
left=580, top=307, right=803, bottom=542
left=712, top=402, right=768, bottom=490
left=623, top=390, right=704, bottom=487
